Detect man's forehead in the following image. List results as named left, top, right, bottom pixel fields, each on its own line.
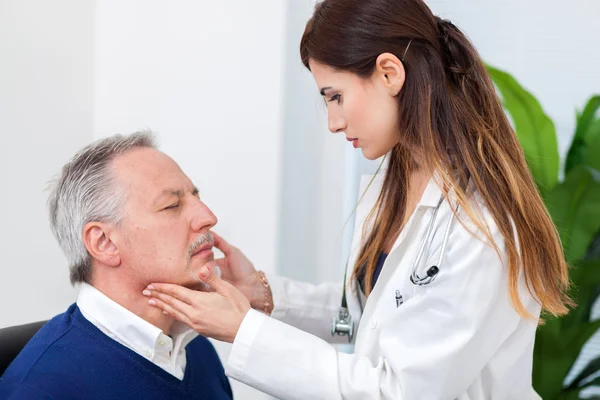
left=112, top=148, right=192, bottom=195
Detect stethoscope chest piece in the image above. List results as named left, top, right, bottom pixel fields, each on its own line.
left=331, top=306, right=354, bottom=343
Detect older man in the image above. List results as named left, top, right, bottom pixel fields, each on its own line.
left=0, top=132, right=233, bottom=399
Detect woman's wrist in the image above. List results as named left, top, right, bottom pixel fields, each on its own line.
left=250, top=271, right=274, bottom=315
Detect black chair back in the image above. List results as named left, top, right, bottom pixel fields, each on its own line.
left=0, top=321, right=47, bottom=376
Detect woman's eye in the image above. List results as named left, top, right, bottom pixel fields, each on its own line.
left=328, top=94, right=342, bottom=104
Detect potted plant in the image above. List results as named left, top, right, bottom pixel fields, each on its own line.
left=487, top=65, right=600, bottom=399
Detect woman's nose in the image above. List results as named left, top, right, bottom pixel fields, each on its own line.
left=328, top=114, right=346, bottom=134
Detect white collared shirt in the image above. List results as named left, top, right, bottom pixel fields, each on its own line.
left=77, top=283, right=198, bottom=380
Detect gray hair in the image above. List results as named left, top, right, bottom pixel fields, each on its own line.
left=47, top=130, right=157, bottom=285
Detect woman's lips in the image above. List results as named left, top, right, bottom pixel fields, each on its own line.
left=346, top=137, right=358, bottom=148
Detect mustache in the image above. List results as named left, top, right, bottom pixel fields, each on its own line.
left=187, top=231, right=214, bottom=262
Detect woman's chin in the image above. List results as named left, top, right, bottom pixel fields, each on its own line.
left=362, top=147, right=383, bottom=160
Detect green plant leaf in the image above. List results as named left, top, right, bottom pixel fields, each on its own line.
left=486, top=65, right=559, bottom=197
left=561, top=260, right=600, bottom=330
left=533, top=320, right=569, bottom=398
left=533, top=318, right=600, bottom=398
left=556, top=388, right=584, bottom=400
left=566, top=96, right=600, bottom=174
left=563, top=374, right=600, bottom=399
left=588, top=126, right=600, bottom=171
left=570, top=260, right=600, bottom=287
left=566, top=354, right=600, bottom=390
left=546, top=167, right=600, bottom=261
left=579, top=375, right=600, bottom=392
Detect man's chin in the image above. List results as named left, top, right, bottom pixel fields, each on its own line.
left=178, top=272, right=204, bottom=290
left=182, top=261, right=216, bottom=290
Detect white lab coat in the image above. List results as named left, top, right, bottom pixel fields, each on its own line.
left=225, top=171, right=542, bottom=400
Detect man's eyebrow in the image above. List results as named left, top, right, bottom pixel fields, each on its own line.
left=155, top=186, right=199, bottom=203
left=319, top=86, right=333, bottom=96
left=160, top=189, right=184, bottom=198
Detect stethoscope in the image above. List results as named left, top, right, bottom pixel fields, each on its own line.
left=331, top=195, right=457, bottom=342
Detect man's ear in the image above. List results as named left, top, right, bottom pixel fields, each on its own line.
left=82, top=222, right=121, bottom=267
left=374, top=52, right=406, bottom=96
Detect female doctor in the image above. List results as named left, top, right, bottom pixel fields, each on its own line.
left=144, top=0, right=572, bottom=398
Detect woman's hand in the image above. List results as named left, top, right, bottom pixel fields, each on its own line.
left=143, top=263, right=251, bottom=343
left=212, top=232, right=264, bottom=308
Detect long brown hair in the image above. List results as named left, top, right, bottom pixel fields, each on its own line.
left=300, top=0, right=572, bottom=318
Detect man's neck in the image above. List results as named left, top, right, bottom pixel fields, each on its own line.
left=91, top=278, right=174, bottom=335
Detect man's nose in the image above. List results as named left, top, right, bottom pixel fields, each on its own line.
left=328, top=114, right=346, bottom=134
left=190, top=200, right=218, bottom=232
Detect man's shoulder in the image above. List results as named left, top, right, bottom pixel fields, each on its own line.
left=186, top=335, right=232, bottom=397
left=6, top=304, right=81, bottom=364
left=0, top=381, right=57, bottom=400
left=186, top=335, right=228, bottom=376
left=187, top=334, right=221, bottom=361
left=0, top=304, right=86, bottom=396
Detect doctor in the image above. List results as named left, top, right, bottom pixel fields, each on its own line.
left=143, top=0, right=572, bottom=398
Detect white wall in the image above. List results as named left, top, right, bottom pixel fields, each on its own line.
left=276, top=0, right=359, bottom=287
left=0, top=0, right=93, bottom=327
left=93, top=1, right=286, bottom=398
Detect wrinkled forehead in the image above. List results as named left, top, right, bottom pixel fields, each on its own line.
left=111, top=147, right=191, bottom=205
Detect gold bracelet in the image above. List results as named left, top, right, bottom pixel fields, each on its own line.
left=257, top=271, right=272, bottom=315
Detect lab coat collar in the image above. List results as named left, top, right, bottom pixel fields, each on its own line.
left=419, top=173, right=444, bottom=208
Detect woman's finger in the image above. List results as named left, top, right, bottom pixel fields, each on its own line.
left=215, top=257, right=227, bottom=269
left=145, top=282, right=195, bottom=305
left=143, top=288, right=197, bottom=317
left=146, top=296, right=195, bottom=328
left=212, top=231, right=234, bottom=256
left=199, top=264, right=232, bottom=296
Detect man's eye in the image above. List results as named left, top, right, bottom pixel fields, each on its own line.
left=164, top=204, right=179, bottom=210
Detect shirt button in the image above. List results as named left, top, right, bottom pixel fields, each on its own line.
left=145, top=350, right=153, bottom=358
left=158, top=340, right=166, bottom=346
left=369, top=318, right=378, bottom=330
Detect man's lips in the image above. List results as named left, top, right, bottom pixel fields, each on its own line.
left=191, top=243, right=214, bottom=258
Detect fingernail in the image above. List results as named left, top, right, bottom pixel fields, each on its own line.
left=163, top=311, right=169, bottom=315
left=147, top=285, right=155, bottom=290
left=200, top=266, right=209, bottom=278
left=148, top=299, right=157, bottom=306
left=142, top=290, right=151, bottom=296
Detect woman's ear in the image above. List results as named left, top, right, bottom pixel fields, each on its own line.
left=374, top=52, right=406, bottom=96
left=82, top=222, right=121, bottom=267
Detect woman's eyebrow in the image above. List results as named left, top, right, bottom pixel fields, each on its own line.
left=319, top=86, right=333, bottom=96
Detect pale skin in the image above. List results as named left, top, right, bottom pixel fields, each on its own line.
left=144, top=52, right=433, bottom=342
left=83, top=147, right=221, bottom=335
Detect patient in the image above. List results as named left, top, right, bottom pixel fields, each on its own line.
left=0, top=131, right=233, bottom=399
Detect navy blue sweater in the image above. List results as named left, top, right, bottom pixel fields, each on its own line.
left=0, top=304, right=233, bottom=400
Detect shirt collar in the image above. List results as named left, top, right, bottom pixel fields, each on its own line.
left=76, top=283, right=197, bottom=356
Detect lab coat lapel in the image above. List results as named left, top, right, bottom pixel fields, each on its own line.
left=354, top=175, right=443, bottom=344
left=343, top=172, right=385, bottom=330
